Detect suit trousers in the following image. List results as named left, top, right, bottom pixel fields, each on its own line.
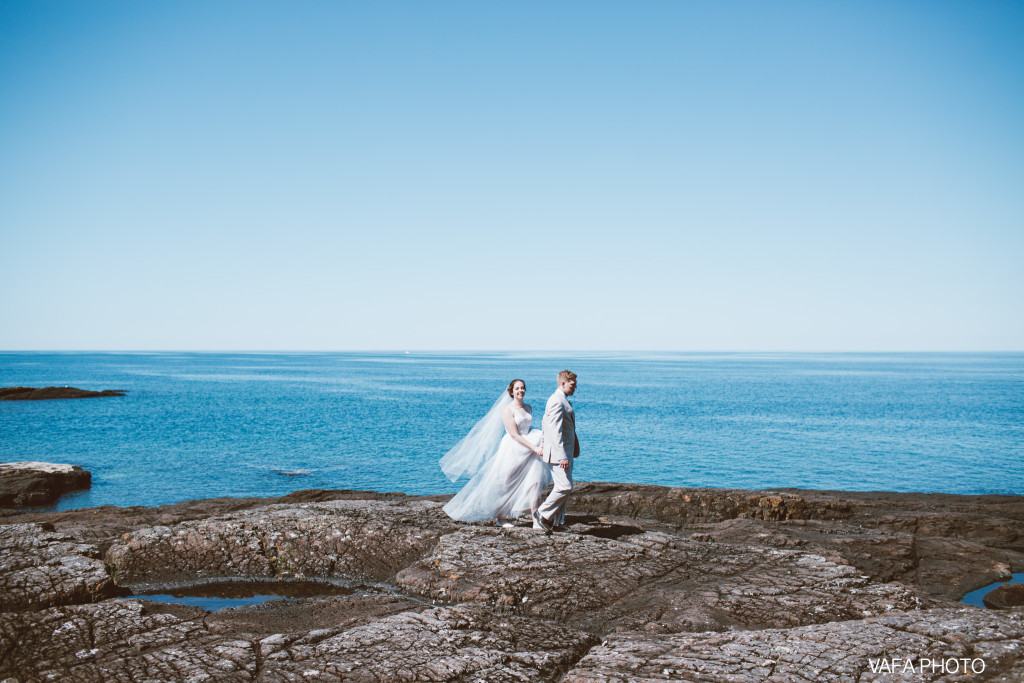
left=537, top=457, right=573, bottom=525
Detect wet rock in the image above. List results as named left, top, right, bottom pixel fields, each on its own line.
left=106, top=499, right=458, bottom=590
left=0, top=386, right=126, bottom=400
left=0, top=522, right=112, bottom=612
left=0, top=461, right=91, bottom=508
left=203, top=592, right=427, bottom=635
left=565, top=607, right=1024, bottom=682
left=984, top=583, right=1024, bottom=610
left=396, top=527, right=936, bottom=635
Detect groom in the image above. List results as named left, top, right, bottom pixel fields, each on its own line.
left=534, top=370, right=578, bottom=534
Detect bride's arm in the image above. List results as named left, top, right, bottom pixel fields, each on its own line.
left=502, top=406, right=544, bottom=456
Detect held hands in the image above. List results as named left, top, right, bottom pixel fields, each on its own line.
left=558, top=459, right=570, bottom=470
left=533, top=446, right=544, bottom=456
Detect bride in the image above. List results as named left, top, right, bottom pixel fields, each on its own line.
left=440, top=379, right=551, bottom=527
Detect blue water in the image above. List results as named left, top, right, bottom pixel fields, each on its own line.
left=961, top=574, right=1024, bottom=608
left=128, top=593, right=293, bottom=611
left=0, top=352, right=1021, bottom=509
left=125, top=580, right=357, bottom=611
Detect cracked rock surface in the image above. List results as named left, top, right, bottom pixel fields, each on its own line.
left=258, top=603, right=598, bottom=681
left=1, top=482, right=1022, bottom=681
left=0, top=522, right=112, bottom=612
left=567, top=607, right=1024, bottom=682
left=396, top=527, right=934, bottom=634
left=106, top=499, right=458, bottom=590
left=0, top=598, right=596, bottom=682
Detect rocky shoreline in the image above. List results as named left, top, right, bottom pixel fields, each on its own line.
left=1, top=472, right=1022, bottom=681
left=0, top=461, right=92, bottom=508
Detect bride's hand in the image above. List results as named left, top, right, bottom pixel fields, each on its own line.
left=533, top=446, right=543, bottom=456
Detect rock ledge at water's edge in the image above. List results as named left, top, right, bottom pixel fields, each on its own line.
left=1, top=481, right=1022, bottom=681
left=0, top=461, right=92, bottom=508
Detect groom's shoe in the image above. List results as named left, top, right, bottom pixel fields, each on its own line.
left=533, top=511, right=553, bottom=535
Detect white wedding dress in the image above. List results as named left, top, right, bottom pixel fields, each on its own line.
left=442, top=408, right=551, bottom=522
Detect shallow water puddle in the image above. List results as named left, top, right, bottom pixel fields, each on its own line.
left=960, top=573, right=1023, bottom=608
left=125, top=580, right=359, bottom=612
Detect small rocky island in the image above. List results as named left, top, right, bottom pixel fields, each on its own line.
left=0, top=386, right=126, bottom=400
left=0, top=465, right=1021, bottom=681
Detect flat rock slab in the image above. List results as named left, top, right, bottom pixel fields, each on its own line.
left=985, top=583, right=1024, bottom=610
left=0, top=386, right=125, bottom=400
left=106, top=499, right=459, bottom=590
left=0, top=461, right=91, bottom=508
left=573, top=482, right=1024, bottom=552
left=566, top=607, right=1024, bottom=682
left=0, top=598, right=256, bottom=681
left=258, top=603, right=599, bottom=681
left=0, top=599, right=598, bottom=682
left=689, top=516, right=1019, bottom=602
left=396, top=527, right=935, bottom=634
left=0, top=522, right=112, bottom=612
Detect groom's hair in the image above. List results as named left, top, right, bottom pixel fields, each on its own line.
left=558, top=370, right=577, bottom=383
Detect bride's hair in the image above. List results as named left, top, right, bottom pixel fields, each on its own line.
left=507, top=379, right=525, bottom=397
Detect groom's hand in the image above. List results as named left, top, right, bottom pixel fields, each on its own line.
left=558, top=460, right=570, bottom=470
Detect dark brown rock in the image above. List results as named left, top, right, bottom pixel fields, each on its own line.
left=0, top=522, right=113, bottom=612
left=396, top=527, right=936, bottom=635
left=257, top=603, right=599, bottom=681
left=0, top=483, right=1023, bottom=681
left=0, top=461, right=92, bottom=508
left=0, top=598, right=598, bottom=682
left=0, top=386, right=126, bottom=400
left=571, top=482, right=1024, bottom=551
left=0, top=488, right=427, bottom=553
left=683, top=516, right=1019, bottom=602
left=105, top=499, right=459, bottom=590
left=0, top=598, right=256, bottom=681
left=566, top=607, right=1024, bottom=682
left=571, top=482, right=1024, bottom=601
left=984, top=583, right=1024, bottom=610
left=203, top=592, right=427, bottom=635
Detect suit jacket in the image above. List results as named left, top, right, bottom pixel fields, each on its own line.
left=542, top=389, right=576, bottom=464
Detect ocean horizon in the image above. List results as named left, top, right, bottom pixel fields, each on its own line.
left=1, top=351, right=1022, bottom=509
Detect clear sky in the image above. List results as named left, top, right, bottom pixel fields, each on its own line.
left=2, top=1, right=1022, bottom=351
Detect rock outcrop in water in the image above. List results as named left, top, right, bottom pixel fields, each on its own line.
left=0, top=461, right=92, bottom=508
left=0, top=483, right=1022, bottom=681
left=0, top=386, right=126, bottom=400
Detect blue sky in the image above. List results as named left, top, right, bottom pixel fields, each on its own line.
left=2, top=1, right=1022, bottom=351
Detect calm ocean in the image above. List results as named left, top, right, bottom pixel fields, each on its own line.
left=1, top=352, right=1021, bottom=509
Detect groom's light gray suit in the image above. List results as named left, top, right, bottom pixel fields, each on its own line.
left=538, top=388, right=576, bottom=525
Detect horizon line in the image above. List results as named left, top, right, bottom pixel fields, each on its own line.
left=2, top=349, right=1023, bottom=355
